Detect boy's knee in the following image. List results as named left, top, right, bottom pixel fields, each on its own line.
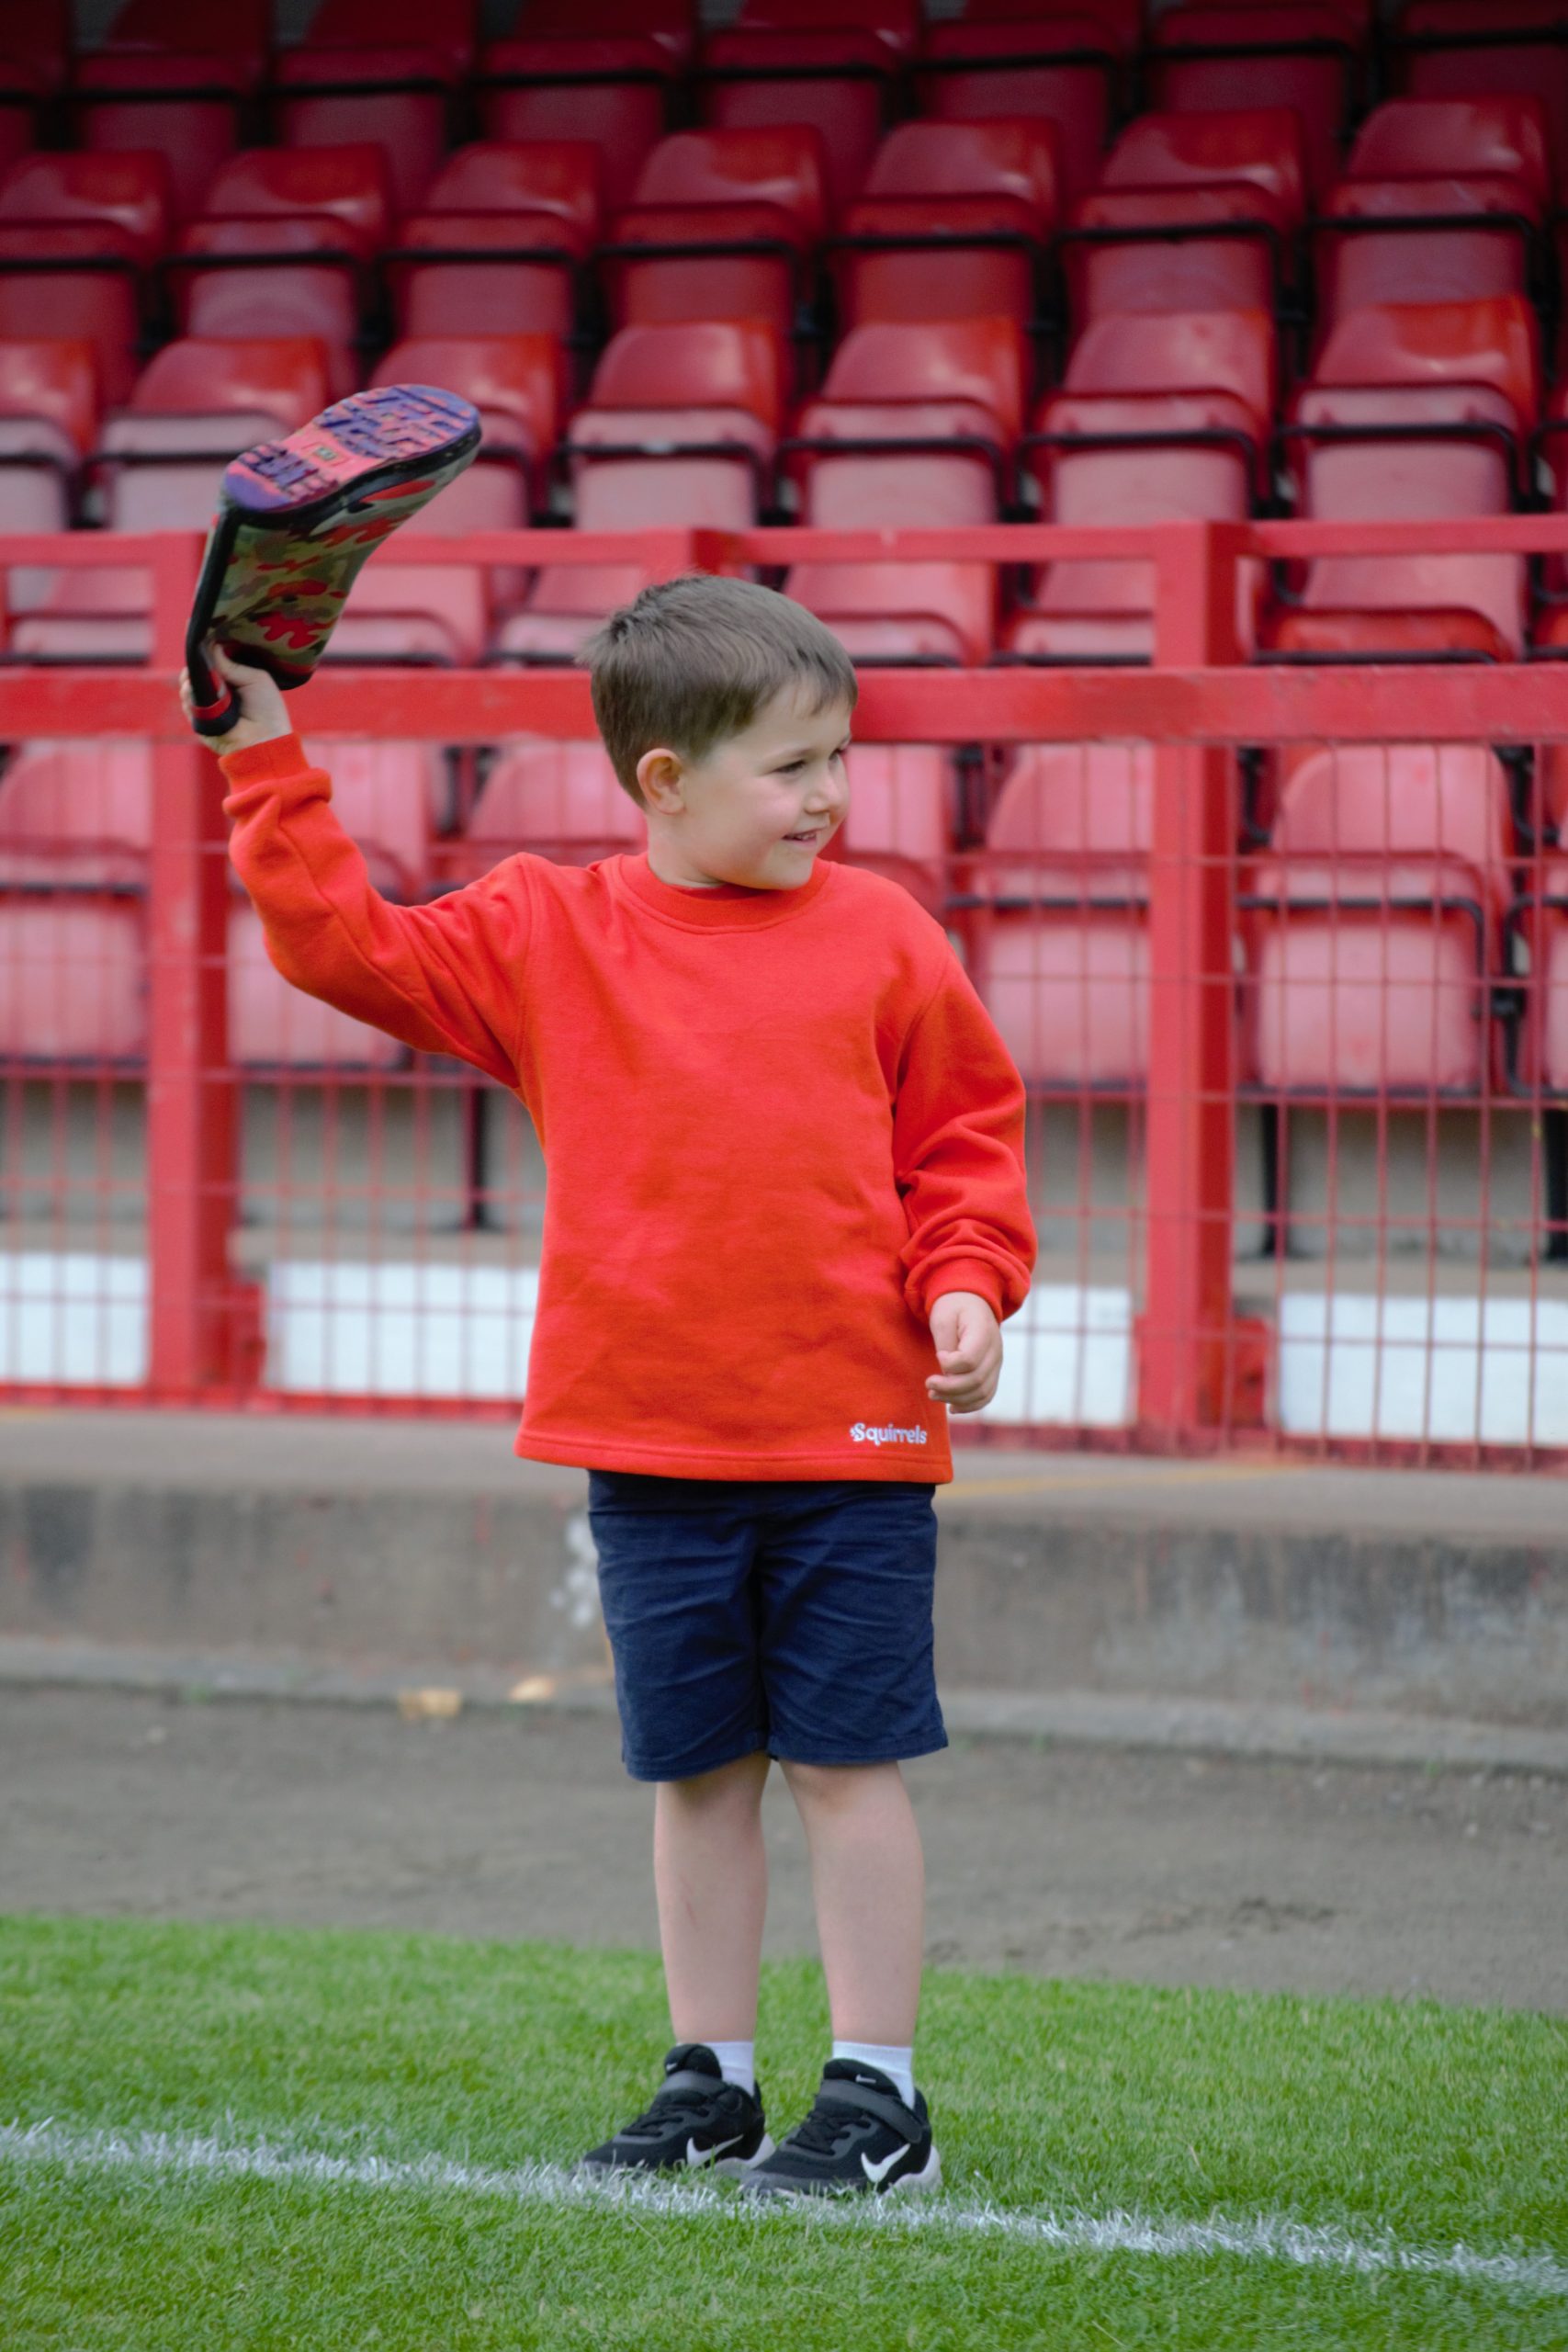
left=782, top=1758, right=898, bottom=1814
left=660, top=1751, right=770, bottom=1808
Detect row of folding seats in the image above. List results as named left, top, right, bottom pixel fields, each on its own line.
left=965, top=740, right=1568, bottom=1098
left=2, top=83, right=1559, bottom=411
left=0, top=0, right=1340, bottom=231
left=3, top=297, right=1566, bottom=671
left=6, top=728, right=1566, bottom=1096
left=9, top=0, right=1568, bottom=243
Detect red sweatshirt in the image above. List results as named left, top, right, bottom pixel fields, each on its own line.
left=220, top=733, right=1037, bottom=1482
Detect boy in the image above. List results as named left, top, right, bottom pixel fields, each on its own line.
left=183, top=575, right=1036, bottom=2199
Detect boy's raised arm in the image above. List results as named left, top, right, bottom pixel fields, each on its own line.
left=184, top=654, right=527, bottom=1088
left=220, top=734, right=528, bottom=1088
left=891, top=948, right=1038, bottom=1327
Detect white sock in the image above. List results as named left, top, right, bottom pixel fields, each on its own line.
left=831, top=2040, right=915, bottom=2107
left=703, top=2039, right=756, bottom=2095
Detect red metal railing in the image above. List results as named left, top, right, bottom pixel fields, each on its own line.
left=2, top=516, right=1567, bottom=1464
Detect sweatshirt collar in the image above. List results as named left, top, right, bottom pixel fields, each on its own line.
left=614, top=850, right=831, bottom=929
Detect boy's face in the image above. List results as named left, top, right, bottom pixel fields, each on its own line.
left=636, top=686, right=852, bottom=891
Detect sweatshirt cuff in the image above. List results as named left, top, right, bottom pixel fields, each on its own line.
left=920, top=1261, right=1007, bottom=1321
left=218, top=731, right=314, bottom=789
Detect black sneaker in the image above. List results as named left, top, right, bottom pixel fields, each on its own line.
left=742, top=2060, right=942, bottom=2200
left=578, top=2043, right=773, bottom=2178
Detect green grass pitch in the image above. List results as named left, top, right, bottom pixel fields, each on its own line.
left=2, top=1912, right=1564, bottom=2350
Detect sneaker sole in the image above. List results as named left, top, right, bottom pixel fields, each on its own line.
left=714, top=2132, right=775, bottom=2178
left=742, top=2142, right=943, bottom=2201
left=575, top=2132, right=775, bottom=2183
left=186, top=383, right=480, bottom=734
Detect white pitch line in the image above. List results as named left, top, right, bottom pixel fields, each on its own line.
left=3, top=2117, right=1564, bottom=2304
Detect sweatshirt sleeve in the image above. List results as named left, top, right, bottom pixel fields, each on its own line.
left=892, top=944, right=1037, bottom=1326
left=220, top=732, right=528, bottom=1089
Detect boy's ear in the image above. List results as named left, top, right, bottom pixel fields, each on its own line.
left=636, top=747, right=686, bottom=813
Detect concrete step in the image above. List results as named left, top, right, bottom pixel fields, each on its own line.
left=2, top=1409, right=1565, bottom=1740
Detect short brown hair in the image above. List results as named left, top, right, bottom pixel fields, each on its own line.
left=579, top=575, right=858, bottom=806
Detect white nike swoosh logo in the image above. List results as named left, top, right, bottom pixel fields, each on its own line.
left=687, top=2133, right=743, bottom=2169
left=861, top=2144, right=908, bottom=2186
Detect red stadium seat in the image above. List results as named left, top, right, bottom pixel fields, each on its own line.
left=100, top=0, right=269, bottom=78
left=1306, top=294, right=1540, bottom=444
left=0, top=898, right=145, bottom=1063
left=122, top=334, right=333, bottom=435
left=699, top=14, right=905, bottom=212
left=76, top=5, right=265, bottom=220
left=301, top=0, right=478, bottom=75
left=1393, top=2, right=1568, bottom=196
left=805, top=313, right=1028, bottom=432
left=227, top=902, right=405, bottom=1068
left=0, top=0, right=70, bottom=94
left=1006, top=307, right=1271, bottom=661
left=173, top=147, right=393, bottom=396
left=1277, top=297, right=1540, bottom=659
left=1348, top=94, right=1551, bottom=203
left=276, top=51, right=452, bottom=217
left=409, top=139, right=602, bottom=245
left=446, top=737, right=646, bottom=879
left=0, top=335, right=97, bottom=463
left=0, top=149, right=173, bottom=261
left=0, top=739, right=152, bottom=888
left=73, top=55, right=248, bottom=220
left=914, top=17, right=1115, bottom=204
left=478, top=31, right=680, bottom=216
left=1244, top=742, right=1514, bottom=1096
left=1011, top=394, right=1259, bottom=662
left=1060, top=305, right=1275, bottom=446
left=0, top=153, right=175, bottom=409
left=495, top=321, right=783, bottom=664
left=1064, top=108, right=1308, bottom=324
left=388, top=141, right=602, bottom=345
left=1266, top=608, right=1514, bottom=662
left=1314, top=175, right=1544, bottom=339
left=603, top=127, right=829, bottom=339
left=276, top=0, right=474, bottom=212
left=1145, top=4, right=1359, bottom=203
left=776, top=316, right=1022, bottom=663
left=0, top=336, right=94, bottom=623
left=1314, top=97, right=1552, bottom=338
left=515, top=0, right=694, bottom=60
left=966, top=743, right=1155, bottom=1089
left=276, top=0, right=475, bottom=218
left=960, top=0, right=1144, bottom=52
left=835, top=744, right=956, bottom=912
left=832, top=119, right=1061, bottom=330
left=1099, top=107, right=1308, bottom=223
left=734, top=0, right=920, bottom=52
left=0, top=739, right=150, bottom=1063
left=0, top=731, right=432, bottom=1067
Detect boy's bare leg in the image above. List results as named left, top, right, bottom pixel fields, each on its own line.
left=654, top=1750, right=772, bottom=2041
left=780, top=1759, right=924, bottom=2043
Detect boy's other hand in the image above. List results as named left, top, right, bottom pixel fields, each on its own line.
left=178, top=645, right=291, bottom=754
left=926, top=1291, right=1002, bottom=1413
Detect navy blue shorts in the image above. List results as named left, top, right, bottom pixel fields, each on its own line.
left=586, top=1472, right=945, bottom=1782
